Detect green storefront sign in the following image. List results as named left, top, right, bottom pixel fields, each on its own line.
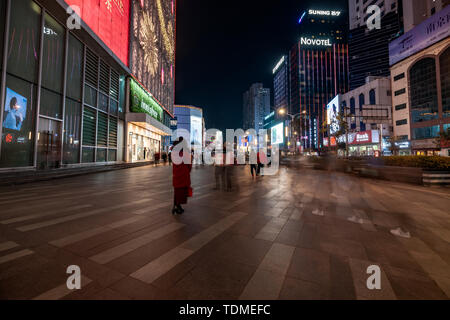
left=130, top=79, right=164, bottom=122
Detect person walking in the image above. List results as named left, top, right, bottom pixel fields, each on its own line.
left=214, top=148, right=226, bottom=190
left=172, top=138, right=192, bottom=215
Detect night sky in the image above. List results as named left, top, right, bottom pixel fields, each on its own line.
left=175, top=0, right=347, bottom=132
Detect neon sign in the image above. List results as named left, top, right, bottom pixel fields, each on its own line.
left=301, top=37, right=332, bottom=46
left=273, top=56, right=285, bottom=74
left=308, top=9, right=341, bottom=16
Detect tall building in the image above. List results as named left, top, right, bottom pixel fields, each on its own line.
left=390, top=5, right=450, bottom=156
left=290, top=8, right=349, bottom=150
left=243, top=83, right=271, bottom=132
left=273, top=56, right=291, bottom=113
left=402, top=0, right=450, bottom=32
left=348, top=0, right=403, bottom=90
left=0, top=0, right=176, bottom=171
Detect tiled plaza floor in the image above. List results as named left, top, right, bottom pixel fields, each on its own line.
left=0, top=164, right=449, bottom=300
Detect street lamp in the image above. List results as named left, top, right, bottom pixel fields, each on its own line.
left=277, top=108, right=308, bottom=154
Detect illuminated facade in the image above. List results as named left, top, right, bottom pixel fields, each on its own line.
left=290, top=8, right=349, bottom=150
left=130, top=0, right=176, bottom=115
left=0, top=0, right=132, bottom=170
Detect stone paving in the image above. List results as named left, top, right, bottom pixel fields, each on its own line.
left=0, top=164, right=449, bottom=300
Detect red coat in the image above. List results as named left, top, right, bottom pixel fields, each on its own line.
left=172, top=152, right=192, bottom=188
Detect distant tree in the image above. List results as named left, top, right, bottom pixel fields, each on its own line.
left=334, top=111, right=349, bottom=155
left=434, top=128, right=450, bottom=150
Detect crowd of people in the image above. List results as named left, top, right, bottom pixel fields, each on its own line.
left=170, top=140, right=271, bottom=215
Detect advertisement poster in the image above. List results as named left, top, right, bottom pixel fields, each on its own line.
left=327, top=95, right=340, bottom=135
left=389, top=5, right=450, bottom=65
left=63, top=0, right=130, bottom=65
left=190, top=116, right=202, bottom=146
left=3, top=88, right=27, bottom=131
left=271, top=123, right=284, bottom=145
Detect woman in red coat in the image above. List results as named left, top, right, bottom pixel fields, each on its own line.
left=172, top=137, right=192, bottom=215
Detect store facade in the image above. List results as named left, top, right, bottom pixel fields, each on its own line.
left=347, top=130, right=382, bottom=157
left=125, top=77, right=172, bottom=163
left=0, top=0, right=130, bottom=171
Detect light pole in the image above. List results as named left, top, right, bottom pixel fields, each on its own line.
left=277, top=108, right=307, bottom=154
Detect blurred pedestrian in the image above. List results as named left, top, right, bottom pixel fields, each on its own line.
left=172, top=137, right=192, bottom=215
left=162, top=152, right=168, bottom=165
left=214, top=148, right=226, bottom=190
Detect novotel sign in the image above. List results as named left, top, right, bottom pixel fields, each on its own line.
left=300, top=37, right=332, bottom=47
left=308, top=9, right=341, bottom=16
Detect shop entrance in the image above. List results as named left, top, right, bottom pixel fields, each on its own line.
left=37, top=117, right=62, bottom=169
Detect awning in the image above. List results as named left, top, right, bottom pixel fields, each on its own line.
left=126, top=113, right=172, bottom=136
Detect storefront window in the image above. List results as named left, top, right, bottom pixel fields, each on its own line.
left=440, top=47, right=450, bottom=118
left=66, top=34, right=83, bottom=101
left=1, top=75, right=36, bottom=167
left=82, top=147, right=94, bottom=163
left=41, top=13, right=64, bottom=94
left=96, top=148, right=106, bottom=162
left=6, top=0, right=41, bottom=83
left=40, top=88, right=62, bottom=119
left=410, top=58, right=438, bottom=123
left=63, top=99, right=81, bottom=164
left=0, top=0, right=5, bottom=70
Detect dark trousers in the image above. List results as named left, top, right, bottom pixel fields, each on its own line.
left=251, top=164, right=258, bottom=177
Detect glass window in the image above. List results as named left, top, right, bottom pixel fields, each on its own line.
left=409, top=58, right=438, bottom=123
left=84, top=85, right=97, bottom=107
left=66, top=34, right=83, bottom=101
left=119, top=75, right=125, bottom=119
left=359, top=94, right=365, bottom=111
left=1, top=74, right=36, bottom=168
left=440, top=47, right=450, bottom=118
left=41, top=13, right=64, bottom=93
left=40, top=88, right=62, bottom=119
left=98, top=92, right=108, bottom=112
left=350, top=97, right=355, bottom=114
left=82, top=106, right=96, bottom=146
left=110, top=99, right=118, bottom=115
left=108, top=149, right=117, bottom=162
left=0, top=0, right=5, bottom=68
left=108, top=117, right=117, bottom=147
left=82, top=147, right=94, bottom=163
left=369, top=89, right=376, bottom=105
left=96, top=148, right=106, bottom=162
left=413, top=126, right=440, bottom=140
left=97, top=112, right=108, bottom=147
left=6, top=0, right=41, bottom=83
left=63, top=99, right=81, bottom=164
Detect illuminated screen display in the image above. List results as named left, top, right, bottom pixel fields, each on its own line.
left=130, top=0, right=175, bottom=113
left=271, top=123, right=284, bottom=145
left=190, top=116, right=202, bottom=146
left=327, top=95, right=340, bottom=135
left=63, top=0, right=130, bottom=65
left=3, top=88, right=27, bottom=132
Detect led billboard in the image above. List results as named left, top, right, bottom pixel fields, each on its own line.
left=130, top=0, right=176, bottom=113
left=63, top=0, right=130, bottom=65
left=190, top=116, right=202, bottom=146
left=271, top=123, right=284, bottom=145
left=327, top=95, right=340, bottom=135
